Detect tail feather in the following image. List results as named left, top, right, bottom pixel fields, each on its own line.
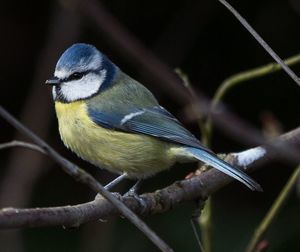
left=185, top=147, right=262, bottom=191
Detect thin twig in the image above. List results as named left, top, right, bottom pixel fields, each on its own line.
left=0, top=106, right=173, bottom=252
left=245, top=165, right=300, bottom=252
left=199, top=197, right=212, bottom=252
left=0, top=140, right=46, bottom=154
left=174, top=68, right=199, bottom=101
left=205, top=53, right=300, bottom=142
left=175, top=68, right=207, bottom=140
left=218, top=0, right=300, bottom=86
left=175, top=68, right=213, bottom=251
left=190, top=217, right=205, bottom=252
left=213, top=53, right=300, bottom=108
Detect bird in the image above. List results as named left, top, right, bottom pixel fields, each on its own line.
left=45, top=43, right=262, bottom=192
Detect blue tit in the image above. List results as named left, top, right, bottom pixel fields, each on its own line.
left=45, top=43, right=261, bottom=191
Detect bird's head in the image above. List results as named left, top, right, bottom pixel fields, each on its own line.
left=46, top=43, right=117, bottom=102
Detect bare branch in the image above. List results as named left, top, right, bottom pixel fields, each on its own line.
left=64, top=0, right=191, bottom=104
left=0, top=141, right=46, bottom=154
left=245, top=164, right=300, bottom=252
left=0, top=106, right=172, bottom=252
left=218, top=0, right=300, bottom=86
left=0, top=127, right=299, bottom=229
left=204, top=53, right=300, bottom=144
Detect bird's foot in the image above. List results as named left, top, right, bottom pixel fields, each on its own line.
left=125, top=179, right=143, bottom=195
left=124, top=180, right=147, bottom=213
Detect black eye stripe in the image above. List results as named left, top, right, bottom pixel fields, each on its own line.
left=64, top=72, right=85, bottom=82
left=63, top=69, right=100, bottom=82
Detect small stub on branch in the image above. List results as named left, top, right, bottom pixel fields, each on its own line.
left=232, top=147, right=266, bottom=167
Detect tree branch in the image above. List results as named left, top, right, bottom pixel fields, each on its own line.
left=0, top=141, right=46, bottom=154
left=245, top=164, right=300, bottom=252
left=0, top=127, right=299, bottom=229
left=204, top=53, right=300, bottom=142
left=0, top=106, right=172, bottom=252
left=218, top=0, right=300, bottom=86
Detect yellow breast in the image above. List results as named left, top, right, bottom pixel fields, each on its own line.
left=54, top=101, right=176, bottom=178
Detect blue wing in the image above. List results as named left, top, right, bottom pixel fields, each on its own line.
left=88, top=105, right=209, bottom=150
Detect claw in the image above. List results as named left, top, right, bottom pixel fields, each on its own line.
left=124, top=180, right=147, bottom=213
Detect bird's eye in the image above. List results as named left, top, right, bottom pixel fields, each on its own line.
left=69, top=72, right=84, bottom=81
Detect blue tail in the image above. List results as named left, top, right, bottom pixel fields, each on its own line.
left=185, top=147, right=262, bottom=191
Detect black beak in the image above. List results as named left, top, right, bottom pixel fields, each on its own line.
left=45, top=77, right=61, bottom=86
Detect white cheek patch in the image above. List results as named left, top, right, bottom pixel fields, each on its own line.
left=59, top=70, right=106, bottom=102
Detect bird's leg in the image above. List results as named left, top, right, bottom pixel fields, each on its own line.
left=95, top=173, right=127, bottom=201
left=104, top=173, right=128, bottom=191
left=104, top=176, right=146, bottom=210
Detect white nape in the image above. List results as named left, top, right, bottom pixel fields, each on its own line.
left=233, top=146, right=266, bottom=166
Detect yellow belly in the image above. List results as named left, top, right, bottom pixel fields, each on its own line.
left=54, top=101, right=177, bottom=178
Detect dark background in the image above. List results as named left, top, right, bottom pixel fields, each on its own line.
left=0, top=0, right=300, bottom=251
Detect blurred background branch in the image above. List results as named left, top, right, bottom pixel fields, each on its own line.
left=0, top=5, right=81, bottom=252
left=205, top=53, right=300, bottom=143
left=246, top=164, right=300, bottom=252
left=218, top=0, right=300, bottom=86
left=0, top=141, right=46, bottom=154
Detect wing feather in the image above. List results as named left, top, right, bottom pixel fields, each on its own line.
left=88, top=105, right=210, bottom=151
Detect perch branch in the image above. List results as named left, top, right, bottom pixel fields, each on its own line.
left=0, top=127, right=299, bottom=229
